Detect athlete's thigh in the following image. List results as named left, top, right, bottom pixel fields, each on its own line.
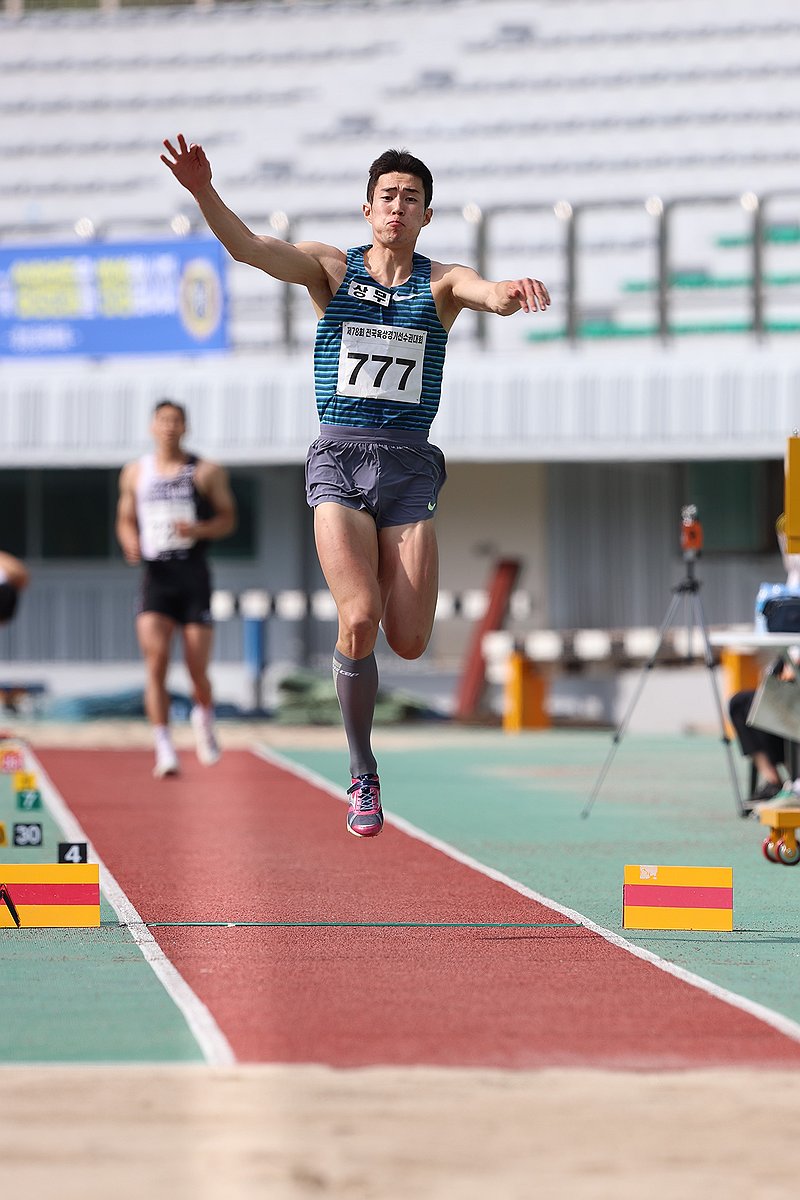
left=314, top=502, right=382, bottom=619
left=378, top=518, right=439, bottom=655
left=136, top=611, right=175, bottom=664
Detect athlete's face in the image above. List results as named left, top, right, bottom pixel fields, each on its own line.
left=151, top=405, right=186, bottom=453
left=363, top=172, right=431, bottom=246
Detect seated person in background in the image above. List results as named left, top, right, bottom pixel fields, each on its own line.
left=728, top=656, right=791, bottom=807
left=0, top=550, right=29, bottom=625
left=730, top=510, right=800, bottom=809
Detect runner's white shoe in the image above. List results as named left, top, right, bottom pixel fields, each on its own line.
left=191, top=705, right=221, bottom=766
left=153, top=741, right=180, bottom=779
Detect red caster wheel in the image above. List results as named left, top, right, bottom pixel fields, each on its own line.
left=763, top=836, right=780, bottom=863
left=776, top=839, right=800, bottom=866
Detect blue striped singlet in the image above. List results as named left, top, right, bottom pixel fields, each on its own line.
left=313, top=246, right=448, bottom=434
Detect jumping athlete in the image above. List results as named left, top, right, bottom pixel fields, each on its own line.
left=116, top=399, right=237, bottom=778
left=162, top=135, right=550, bottom=833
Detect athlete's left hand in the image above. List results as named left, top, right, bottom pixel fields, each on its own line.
left=174, top=521, right=199, bottom=538
left=502, top=278, right=551, bottom=314
left=161, top=134, right=212, bottom=196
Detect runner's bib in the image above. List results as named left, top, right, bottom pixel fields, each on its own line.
left=336, top=321, right=426, bottom=405
left=139, top=498, right=196, bottom=557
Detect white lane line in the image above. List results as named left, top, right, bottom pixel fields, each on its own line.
left=27, top=746, right=236, bottom=1067
left=251, top=742, right=800, bottom=1048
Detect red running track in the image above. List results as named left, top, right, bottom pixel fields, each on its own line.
left=37, top=748, right=800, bottom=1069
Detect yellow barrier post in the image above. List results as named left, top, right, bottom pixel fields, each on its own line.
left=785, top=434, right=800, bottom=553
left=503, top=646, right=551, bottom=732
left=720, top=648, right=760, bottom=739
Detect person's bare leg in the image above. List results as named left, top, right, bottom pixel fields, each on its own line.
left=137, top=612, right=174, bottom=725
left=183, top=623, right=214, bottom=708
left=314, top=503, right=382, bottom=659
left=315, top=504, right=382, bottom=779
left=752, top=750, right=781, bottom=787
left=183, top=623, right=219, bottom=764
left=137, top=612, right=179, bottom=776
left=379, top=518, right=440, bottom=660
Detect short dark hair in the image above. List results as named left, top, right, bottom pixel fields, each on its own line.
left=153, top=399, right=186, bottom=421
left=367, top=149, right=433, bottom=210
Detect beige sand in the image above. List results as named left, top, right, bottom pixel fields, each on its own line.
left=4, top=717, right=480, bottom=752
left=0, top=1064, right=796, bottom=1200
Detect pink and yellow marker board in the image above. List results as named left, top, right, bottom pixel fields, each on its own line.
left=0, top=747, right=25, bottom=773
left=623, top=864, right=733, bottom=932
left=0, top=864, right=100, bottom=928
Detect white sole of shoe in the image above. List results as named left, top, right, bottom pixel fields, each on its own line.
left=153, top=762, right=180, bottom=779
left=191, top=712, right=220, bottom=766
left=196, top=751, right=220, bottom=767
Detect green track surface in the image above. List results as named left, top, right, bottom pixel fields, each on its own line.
left=279, top=729, right=800, bottom=1028
left=0, top=769, right=203, bottom=1064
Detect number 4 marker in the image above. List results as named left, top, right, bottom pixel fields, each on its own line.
left=58, top=843, right=88, bottom=864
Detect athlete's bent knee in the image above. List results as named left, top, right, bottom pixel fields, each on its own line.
left=340, top=604, right=380, bottom=640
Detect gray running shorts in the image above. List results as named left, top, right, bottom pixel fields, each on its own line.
left=305, top=424, right=447, bottom=529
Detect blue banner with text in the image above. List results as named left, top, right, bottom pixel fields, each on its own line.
left=0, top=238, right=228, bottom=357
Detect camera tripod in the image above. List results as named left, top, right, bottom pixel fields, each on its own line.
left=582, top=541, right=746, bottom=820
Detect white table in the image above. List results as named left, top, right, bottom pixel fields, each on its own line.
left=709, top=630, right=800, bottom=652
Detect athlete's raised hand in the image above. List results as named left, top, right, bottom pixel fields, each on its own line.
left=500, top=277, right=551, bottom=315
left=161, top=134, right=212, bottom=195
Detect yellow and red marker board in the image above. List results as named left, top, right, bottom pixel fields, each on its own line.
left=623, top=864, right=733, bottom=932
left=0, top=864, right=100, bottom=928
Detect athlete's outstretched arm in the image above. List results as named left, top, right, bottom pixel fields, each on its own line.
left=441, top=264, right=551, bottom=318
left=161, top=134, right=336, bottom=301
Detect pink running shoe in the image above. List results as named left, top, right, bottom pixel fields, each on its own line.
left=346, top=774, right=383, bottom=838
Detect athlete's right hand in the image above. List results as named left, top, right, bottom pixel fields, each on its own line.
left=120, top=536, right=141, bottom=565
left=161, top=134, right=212, bottom=194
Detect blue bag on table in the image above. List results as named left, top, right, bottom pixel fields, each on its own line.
left=755, top=583, right=800, bottom=634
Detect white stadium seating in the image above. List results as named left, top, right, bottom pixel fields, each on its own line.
left=3, top=0, right=800, bottom=351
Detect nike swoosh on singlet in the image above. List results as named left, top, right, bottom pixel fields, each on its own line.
left=392, top=293, right=419, bottom=302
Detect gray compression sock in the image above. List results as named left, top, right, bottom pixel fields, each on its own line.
left=332, top=648, right=379, bottom=777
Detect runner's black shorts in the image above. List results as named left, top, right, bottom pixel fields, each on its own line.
left=137, top=557, right=213, bottom=626
left=305, top=424, right=447, bottom=529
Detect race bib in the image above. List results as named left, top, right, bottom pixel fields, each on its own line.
left=337, top=321, right=426, bottom=405
left=140, top=499, right=196, bottom=556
